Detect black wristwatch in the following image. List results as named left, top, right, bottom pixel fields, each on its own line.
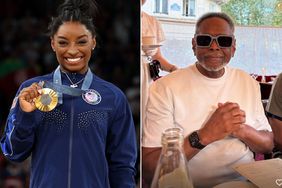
left=188, top=131, right=206, bottom=149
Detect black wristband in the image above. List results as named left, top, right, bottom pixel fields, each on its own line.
left=188, top=131, right=206, bottom=149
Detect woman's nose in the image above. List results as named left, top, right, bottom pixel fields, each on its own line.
left=67, top=45, right=79, bottom=55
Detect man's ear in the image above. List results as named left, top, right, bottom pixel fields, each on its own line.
left=231, top=38, right=236, bottom=57
left=50, top=37, right=55, bottom=52
left=192, top=38, right=196, bottom=56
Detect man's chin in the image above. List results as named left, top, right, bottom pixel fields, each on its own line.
left=198, top=62, right=227, bottom=72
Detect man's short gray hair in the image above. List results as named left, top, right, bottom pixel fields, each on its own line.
left=195, top=12, right=235, bottom=34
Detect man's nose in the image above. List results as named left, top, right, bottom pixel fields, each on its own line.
left=210, top=39, right=220, bottom=50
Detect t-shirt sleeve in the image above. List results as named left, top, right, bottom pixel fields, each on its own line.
left=141, top=12, right=165, bottom=45
left=142, top=80, right=174, bottom=147
left=251, top=80, right=272, bottom=131
left=155, top=18, right=165, bottom=44
left=266, top=73, right=282, bottom=120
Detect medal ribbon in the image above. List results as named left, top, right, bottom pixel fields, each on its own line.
left=43, top=81, right=84, bottom=96
left=47, top=66, right=93, bottom=104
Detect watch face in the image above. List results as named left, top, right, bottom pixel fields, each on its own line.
left=189, top=131, right=205, bottom=149
left=190, top=132, right=199, bottom=147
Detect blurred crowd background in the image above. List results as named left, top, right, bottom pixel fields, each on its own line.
left=0, top=0, right=140, bottom=187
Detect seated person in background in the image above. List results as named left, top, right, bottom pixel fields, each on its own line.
left=142, top=12, right=274, bottom=188
left=266, top=73, right=282, bottom=152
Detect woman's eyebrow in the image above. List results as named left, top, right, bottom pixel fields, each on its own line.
left=57, top=35, right=89, bottom=40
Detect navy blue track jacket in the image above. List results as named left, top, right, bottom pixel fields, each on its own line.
left=1, top=70, right=137, bottom=188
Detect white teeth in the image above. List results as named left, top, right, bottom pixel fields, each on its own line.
left=67, top=57, right=81, bottom=62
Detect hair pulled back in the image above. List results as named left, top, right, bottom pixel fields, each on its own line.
left=48, top=0, right=98, bottom=37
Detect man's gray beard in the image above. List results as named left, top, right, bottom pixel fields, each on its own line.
left=197, top=61, right=227, bottom=72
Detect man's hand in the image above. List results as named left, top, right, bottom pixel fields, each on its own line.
left=18, top=83, right=42, bottom=112
left=199, top=102, right=246, bottom=145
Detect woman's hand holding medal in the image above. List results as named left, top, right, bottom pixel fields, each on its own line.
left=19, top=83, right=43, bottom=112
left=19, top=82, right=58, bottom=112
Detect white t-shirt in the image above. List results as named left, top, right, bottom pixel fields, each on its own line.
left=143, top=64, right=271, bottom=187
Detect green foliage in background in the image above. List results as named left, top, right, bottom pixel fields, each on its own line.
left=222, top=0, right=282, bottom=26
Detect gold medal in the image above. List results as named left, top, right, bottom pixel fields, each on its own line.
left=35, top=88, right=58, bottom=112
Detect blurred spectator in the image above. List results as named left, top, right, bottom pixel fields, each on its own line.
left=3, top=177, right=24, bottom=188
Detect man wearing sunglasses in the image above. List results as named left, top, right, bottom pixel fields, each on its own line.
left=142, top=12, right=274, bottom=187
left=266, top=73, right=282, bottom=152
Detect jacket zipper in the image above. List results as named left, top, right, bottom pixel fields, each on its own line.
left=68, top=97, right=74, bottom=188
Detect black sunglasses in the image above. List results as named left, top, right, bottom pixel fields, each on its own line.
left=195, top=34, right=234, bottom=48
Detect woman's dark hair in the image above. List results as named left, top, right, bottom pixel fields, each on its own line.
left=48, top=0, right=98, bottom=37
